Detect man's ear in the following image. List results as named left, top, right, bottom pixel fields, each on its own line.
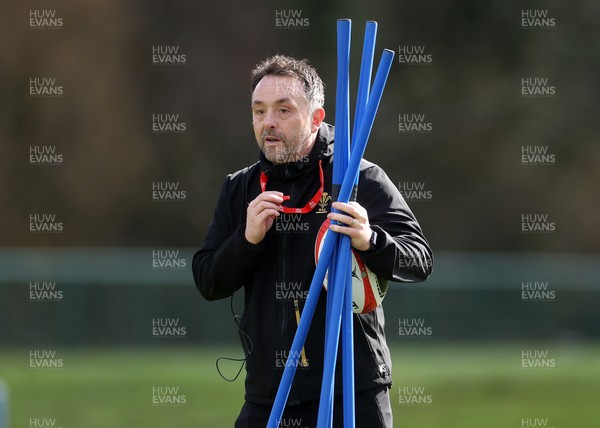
left=310, top=107, right=326, bottom=133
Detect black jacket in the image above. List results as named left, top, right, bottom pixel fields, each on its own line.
left=193, top=123, right=432, bottom=405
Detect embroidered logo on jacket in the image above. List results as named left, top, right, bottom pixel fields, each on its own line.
left=316, top=191, right=331, bottom=214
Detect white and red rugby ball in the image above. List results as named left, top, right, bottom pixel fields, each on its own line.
left=314, top=219, right=388, bottom=314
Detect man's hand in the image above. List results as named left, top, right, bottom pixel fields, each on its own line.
left=327, top=201, right=373, bottom=252
left=245, top=191, right=284, bottom=245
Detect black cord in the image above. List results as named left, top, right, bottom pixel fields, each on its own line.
left=215, top=132, right=256, bottom=383
left=215, top=292, right=254, bottom=382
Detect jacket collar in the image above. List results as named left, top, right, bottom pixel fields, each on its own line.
left=259, top=123, right=334, bottom=180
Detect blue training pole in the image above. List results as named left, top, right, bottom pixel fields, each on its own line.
left=317, top=47, right=395, bottom=428
left=339, top=49, right=394, bottom=204
left=352, top=21, right=377, bottom=141
left=326, top=18, right=352, bottom=350
left=342, top=20, right=378, bottom=428
left=322, top=18, right=352, bottom=427
left=327, top=18, right=351, bottom=341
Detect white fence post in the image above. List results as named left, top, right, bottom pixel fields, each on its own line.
left=0, top=379, right=8, bottom=428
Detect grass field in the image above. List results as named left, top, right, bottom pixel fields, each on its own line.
left=0, top=343, right=598, bottom=427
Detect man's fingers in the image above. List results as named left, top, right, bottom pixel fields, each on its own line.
left=328, top=201, right=372, bottom=252
left=331, top=201, right=355, bottom=214
left=332, top=201, right=365, bottom=217
left=327, top=212, right=356, bottom=226
left=251, top=201, right=283, bottom=216
left=245, top=200, right=281, bottom=244
left=249, top=192, right=285, bottom=208
left=331, top=201, right=369, bottom=226
left=328, top=223, right=359, bottom=237
left=255, top=209, right=280, bottom=224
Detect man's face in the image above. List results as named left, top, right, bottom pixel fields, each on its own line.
left=252, top=75, right=319, bottom=164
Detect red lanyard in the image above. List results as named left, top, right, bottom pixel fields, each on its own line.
left=259, top=160, right=324, bottom=214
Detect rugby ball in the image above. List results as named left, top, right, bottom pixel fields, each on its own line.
left=314, top=219, right=388, bottom=314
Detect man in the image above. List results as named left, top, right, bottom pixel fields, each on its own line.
left=193, top=55, right=432, bottom=427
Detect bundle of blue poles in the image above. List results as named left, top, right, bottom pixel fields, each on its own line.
left=267, top=19, right=395, bottom=428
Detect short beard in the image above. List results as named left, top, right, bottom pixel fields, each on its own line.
left=260, top=128, right=313, bottom=165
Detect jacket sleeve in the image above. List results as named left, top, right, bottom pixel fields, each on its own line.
left=192, top=176, right=265, bottom=300
left=355, top=165, right=433, bottom=283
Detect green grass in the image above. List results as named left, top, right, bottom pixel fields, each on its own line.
left=0, top=344, right=599, bottom=427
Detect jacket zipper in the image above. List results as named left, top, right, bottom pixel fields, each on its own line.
left=280, top=178, right=293, bottom=349
left=281, top=178, right=301, bottom=404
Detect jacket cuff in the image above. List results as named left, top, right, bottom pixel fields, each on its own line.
left=236, top=224, right=266, bottom=252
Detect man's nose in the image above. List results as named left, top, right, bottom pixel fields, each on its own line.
left=263, top=109, right=278, bottom=128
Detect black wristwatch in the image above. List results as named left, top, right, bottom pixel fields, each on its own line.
left=367, top=230, right=378, bottom=253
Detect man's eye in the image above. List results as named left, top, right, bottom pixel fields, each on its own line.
left=279, top=108, right=289, bottom=114
left=254, top=110, right=265, bottom=115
